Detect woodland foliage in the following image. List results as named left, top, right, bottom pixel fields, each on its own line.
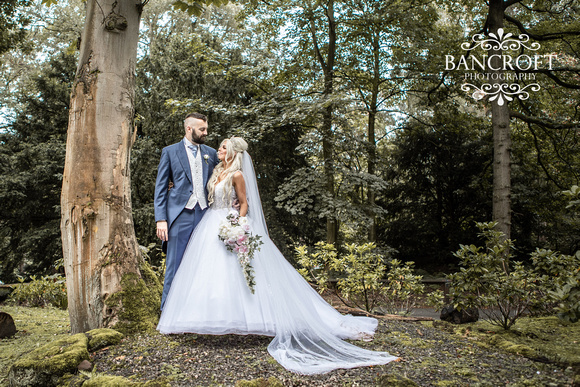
left=0, top=0, right=578, bottom=292
left=443, top=221, right=580, bottom=329
left=296, top=242, right=425, bottom=314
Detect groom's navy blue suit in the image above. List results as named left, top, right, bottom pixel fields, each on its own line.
left=154, top=139, right=219, bottom=308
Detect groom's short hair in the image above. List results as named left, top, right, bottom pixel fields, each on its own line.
left=184, top=112, right=207, bottom=122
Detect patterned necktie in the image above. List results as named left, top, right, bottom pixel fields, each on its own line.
left=188, top=144, right=198, bottom=158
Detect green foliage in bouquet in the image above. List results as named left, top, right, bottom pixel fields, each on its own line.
left=296, top=242, right=424, bottom=314
left=9, top=274, right=67, bottom=309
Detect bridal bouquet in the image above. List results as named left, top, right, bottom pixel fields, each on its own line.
left=218, top=210, right=263, bottom=293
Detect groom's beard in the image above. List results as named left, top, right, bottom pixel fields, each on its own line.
left=192, top=133, right=206, bottom=144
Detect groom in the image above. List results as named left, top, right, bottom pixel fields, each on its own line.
left=154, top=112, right=219, bottom=309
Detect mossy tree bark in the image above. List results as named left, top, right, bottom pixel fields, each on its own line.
left=61, top=0, right=144, bottom=333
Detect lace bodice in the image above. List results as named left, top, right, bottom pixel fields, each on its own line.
left=212, top=180, right=237, bottom=209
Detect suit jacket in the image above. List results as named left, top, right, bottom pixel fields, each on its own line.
left=154, top=139, right=219, bottom=229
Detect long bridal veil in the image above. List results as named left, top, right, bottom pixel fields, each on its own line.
left=240, top=152, right=398, bottom=374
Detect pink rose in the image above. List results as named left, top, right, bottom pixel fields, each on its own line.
left=239, top=245, right=249, bottom=254
left=237, top=235, right=247, bottom=243
left=242, top=224, right=251, bottom=232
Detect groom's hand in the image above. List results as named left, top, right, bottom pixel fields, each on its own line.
left=156, top=221, right=168, bottom=241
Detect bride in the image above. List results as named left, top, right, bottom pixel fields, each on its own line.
left=157, top=137, right=398, bottom=375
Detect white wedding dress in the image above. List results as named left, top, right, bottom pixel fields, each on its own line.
left=157, top=153, right=398, bottom=375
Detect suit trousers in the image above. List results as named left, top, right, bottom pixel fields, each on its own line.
left=161, top=204, right=207, bottom=309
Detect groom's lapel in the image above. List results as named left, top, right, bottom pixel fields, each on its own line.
left=200, top=145, right=209, bottom=186
left=177, top=140, right=193, bottom=183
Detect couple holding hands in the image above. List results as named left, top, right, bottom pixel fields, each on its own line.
left=153, top=113, right=397, bottom=375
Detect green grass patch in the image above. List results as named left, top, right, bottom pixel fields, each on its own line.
left=0, top=305, right=70, bottom=385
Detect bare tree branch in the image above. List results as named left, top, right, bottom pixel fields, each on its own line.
left=505, top=14, right=580, bottom=40
left=533, top=69, right=580, bottom=89
left=503, top=0, right=523, bottom=9
left=510, top=110, right=579, bottom=129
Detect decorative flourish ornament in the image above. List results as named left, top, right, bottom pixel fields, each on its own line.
left=453, top=28, right=546, bottom=104
left=461, top=83, right=541, bottom=106
left=461, top=28, right=541, bottom=52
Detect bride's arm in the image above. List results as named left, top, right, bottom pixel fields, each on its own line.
left=232, top=171, right=248, bottom=216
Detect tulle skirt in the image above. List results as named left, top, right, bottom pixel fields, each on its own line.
left=157, top=207, right=398, bottom=374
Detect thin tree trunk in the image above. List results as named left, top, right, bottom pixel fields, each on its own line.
left=488, top=0, right=512, bottom=240
left=323, top=0, right=337, bottom=244
left=367, top=32, right=380, bottom=242
left=308, top=0, right=338, bottom=244
left=61, top=0, right=142, bottom=333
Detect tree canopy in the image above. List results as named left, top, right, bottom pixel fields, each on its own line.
left=0, top=0, right=578, bottom=283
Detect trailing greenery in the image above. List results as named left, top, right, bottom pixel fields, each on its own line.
left=296, top=242, right=424, bottom=314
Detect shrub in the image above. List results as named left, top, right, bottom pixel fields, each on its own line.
left=382, top=259, right=425, bottom=315
left=9, top=274, right=67, bottom=309
left=550, top=185, right=580, bottom=323
left=296, top=241, right=337, bottom=294
left=528, top=248, right=580, bottom=316
left=550, top=263, right=580, bottom=323
left=296, top=242, right=424, bottom=314
left=448, top=222, right=540, bottom=330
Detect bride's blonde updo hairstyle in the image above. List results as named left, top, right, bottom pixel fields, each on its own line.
left=208, top=137, right=248, bottom=206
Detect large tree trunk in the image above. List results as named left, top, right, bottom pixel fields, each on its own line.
left=488, top=0, right=512, bottom=240
left=61, top=0, right=143, bottom=333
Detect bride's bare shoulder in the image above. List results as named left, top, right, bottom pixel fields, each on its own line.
left=232, top=170, right=245, bottom=181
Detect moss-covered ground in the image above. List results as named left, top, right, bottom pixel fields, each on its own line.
left=0, top=305, right=70, bottom=385
left=427, top=316, right=580, bottom=366
left=1, top=306, right=578, bottom=386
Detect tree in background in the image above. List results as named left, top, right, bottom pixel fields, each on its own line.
left=0, top=0, right=577, bottom=297
left=242, top=0, right=343, bottom=244
left=0, top=52, right=75, bottom=281
left=132, top=2, right=314, bottom=261
left=438, top=0, right=580, bottom=241
left=0, top=0, right=31, bottom=57
left=379, top=106, right=493, bottom=267
left=339, top=0, right=440, bottom=241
